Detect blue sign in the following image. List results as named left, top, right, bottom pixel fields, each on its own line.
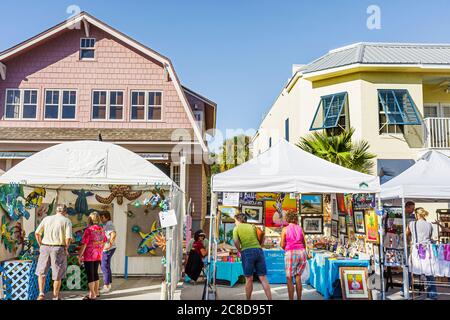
left=263, top=250, right=286, bottom=284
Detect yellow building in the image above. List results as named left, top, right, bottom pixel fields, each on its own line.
left=253, top=42, right=450, bottom=183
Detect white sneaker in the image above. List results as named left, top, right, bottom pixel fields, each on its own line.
left=100, top=287, right=111, bottom=294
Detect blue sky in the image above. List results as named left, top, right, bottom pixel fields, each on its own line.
left=2, top=0, right=450, bottom=148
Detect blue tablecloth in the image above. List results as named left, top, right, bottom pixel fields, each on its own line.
left=309, top=251, right=370, bottom=299
left=214, top=261, right=243, bottom=287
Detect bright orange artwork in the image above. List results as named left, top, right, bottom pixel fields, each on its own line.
left=365, top=209, right=379, bottom=243
left=264, top=194, right=297, bottom=228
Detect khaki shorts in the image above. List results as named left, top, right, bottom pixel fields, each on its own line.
left=35, top=245, right=68, bottom=281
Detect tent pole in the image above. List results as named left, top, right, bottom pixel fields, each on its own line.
left=401, top=196, right=410, bottom=300
left=377, top=194, right=386, bottom=300
left=206, top=189, right=218, bottom=300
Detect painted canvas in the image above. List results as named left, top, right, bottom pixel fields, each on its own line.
left=336, top=194, right=346, bottom=214
left=365, top=209, right=379, bottom=244
left=340, top=267, right=371, bottom=300
left=219, top=206, right=240, bottom=223
left=353, top=194, right=376, bottom=210
left=344, top=194, right=353, bottom=216
left=354, top=210, right=366, bottom=234
left=339, top=215, right=347, bottom=234
left=301, top=216, right=323, bottom=235
left=264, top=194, right=296, bottom=228
left=241, top=205, right=263, bottom=224
left=331, top=194, right=339, bottom=221
left=256, top=193, right=278, bottom=201
left=300, top=194, right=323, bottom=215
left=331, top=220, right=339, bottom=238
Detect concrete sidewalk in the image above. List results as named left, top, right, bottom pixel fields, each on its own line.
left=179, top=279, right=324, bottom=300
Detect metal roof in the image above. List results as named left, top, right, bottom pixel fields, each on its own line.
left=302, top=42, right=450, bottom=74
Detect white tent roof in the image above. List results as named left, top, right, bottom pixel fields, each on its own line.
left=380, top=150, right=450, bottom=200
left=0, top=141, right=174, bottom=189
left=212, top=139, right=380, bottom=193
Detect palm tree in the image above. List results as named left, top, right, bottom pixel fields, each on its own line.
left=296, top=128, right=376, bottom=174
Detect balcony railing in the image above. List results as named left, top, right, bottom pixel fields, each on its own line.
left=424, top=117, right=450, bottom=149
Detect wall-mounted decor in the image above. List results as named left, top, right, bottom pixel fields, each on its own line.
left=365, top=209, right=379, bottom=244
left=0, top=183, right=30, bottom=221
left=95, top=185, right=142, bottom=205
left=339, top=267, right=372, bottom=300
left=344, top=194, right=353, bottom=216
left=132, top=221, right=163, bottom=255
left=66, top=189, right=95, bottom=221
left=300, top=194, right=323, bottom=215
left=331, top=194, right=339, bottom=221
left=339, top=215, right=347, bottom=234
left=256, top=193, right=278, bottom=201
left=241, top=205, right=263, bottom=224
left=1, top=215, right=17, bottom=253
left=126, top=203, right=163, bottom=257
left=331, top=220, right=339, bottom=238
left=219, top=206, right=240, bottom=223
left=25, top=187, right=46, bottom=209
left=265, top=193, right=296, bottom=228
left=336, top=194, right=346, bottom=215
left=301, top=216, right=324, bottom=235
left=353, top=210, right=366, bottom=235
left=352, top=193, right=375, bottom=210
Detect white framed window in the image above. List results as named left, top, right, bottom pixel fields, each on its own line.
left=80, top=38, right=96, bottom=60
left=4, top=89, right=38, bottom=120
left=193, top=110, right=204, bottom=132
left=92, top=90, right=124, bottom=120
left=130, top=91, right=163, bottom=121
left=171, top=164, right=180, bottom=186
left=44, top=90, right=77, bottom=120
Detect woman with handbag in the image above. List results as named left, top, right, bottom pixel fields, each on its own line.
left=280, top=211, right=307, bottom=300
left=233, top=213, right=272, bottom=300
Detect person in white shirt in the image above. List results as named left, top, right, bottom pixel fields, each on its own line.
left=99, top=211, right=116, bottom=293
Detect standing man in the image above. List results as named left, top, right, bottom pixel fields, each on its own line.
left=35, top=204, right=73, bottom=300
left=233, top=214, right=272, bottom=300
left=99, top=211, right=116, bottom=293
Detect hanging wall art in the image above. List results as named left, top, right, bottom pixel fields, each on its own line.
left=25, top=187, right=46, bottom=209
left=132, top=221, right=164, bottom=255
left=67, top=189, right=95, bottom=221
left=1, top=215, right=17, bottom=253
left=95, top=185, right=142, bottom=205
left=0, top=183, right=30, bottom=221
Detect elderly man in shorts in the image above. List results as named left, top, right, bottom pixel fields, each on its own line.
left=35, top=204, right=73, bottom=300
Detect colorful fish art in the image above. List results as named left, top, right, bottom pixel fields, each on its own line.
left=0, top=183, right=30, bottom=221
left=1, top=215, right=17, bottom=253
left=25, top=187, right=46, bottom=209
left=132, top=221, right=163, bottom=255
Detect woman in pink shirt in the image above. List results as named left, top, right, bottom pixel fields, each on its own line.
left=281, top=211, right=307, bottom=300
left=78, top=212, right=107, bottom=300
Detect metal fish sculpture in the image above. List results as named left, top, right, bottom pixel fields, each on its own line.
left=133, top=221, right=163, bottom=255
left=25, top=187, right=47, bottom=209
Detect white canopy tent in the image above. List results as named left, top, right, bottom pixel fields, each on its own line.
left=381, top=150, right=450, bottom=201
left=206, top=139, right=382, bottom=299
left=212, top=139, right=381, bottom=193
left=380, top=150, right=450, bottom=300
left=0, top=141, right=184, bottom=300
left=0, top=140, right=173, bottom=189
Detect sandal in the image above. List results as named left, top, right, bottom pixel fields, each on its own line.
left=82, top=295, right=96, bottom=300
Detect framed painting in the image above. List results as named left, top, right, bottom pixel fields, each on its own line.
left=264, top=194, right=296, bottom=228
left=353, top=210, right=366, bottom=234
left=241, top=205, right=263, bottom=224
left=353, top=193, right=375, bottom=210
left=365, top=209, right=380, bottom=244
left=300, top=194, right=323, bottom=215
left=336, top=194, right=346, bottom=215
left=219, top=206, right=239, bottom=223
left=344, top=194, right=353, bottom=216
left=339, top=215, right=347, bottom=234
left=301, top=216, right=324, bottom=235
left=331, top=220, right=339, bottom=238
left=339, top=267, right=372, bottom=300
left=331, top=194, right=339, bottom=221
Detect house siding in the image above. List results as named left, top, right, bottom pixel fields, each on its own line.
left=0, top=25, right=192, bottom=130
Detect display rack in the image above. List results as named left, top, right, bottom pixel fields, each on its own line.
left=437, top=209, right=450, bottom=244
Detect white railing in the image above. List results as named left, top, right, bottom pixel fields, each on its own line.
left=424, top=117, right=450, bottom=149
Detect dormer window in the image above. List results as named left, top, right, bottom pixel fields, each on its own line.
left=80, top=38, right=96, bottom=60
